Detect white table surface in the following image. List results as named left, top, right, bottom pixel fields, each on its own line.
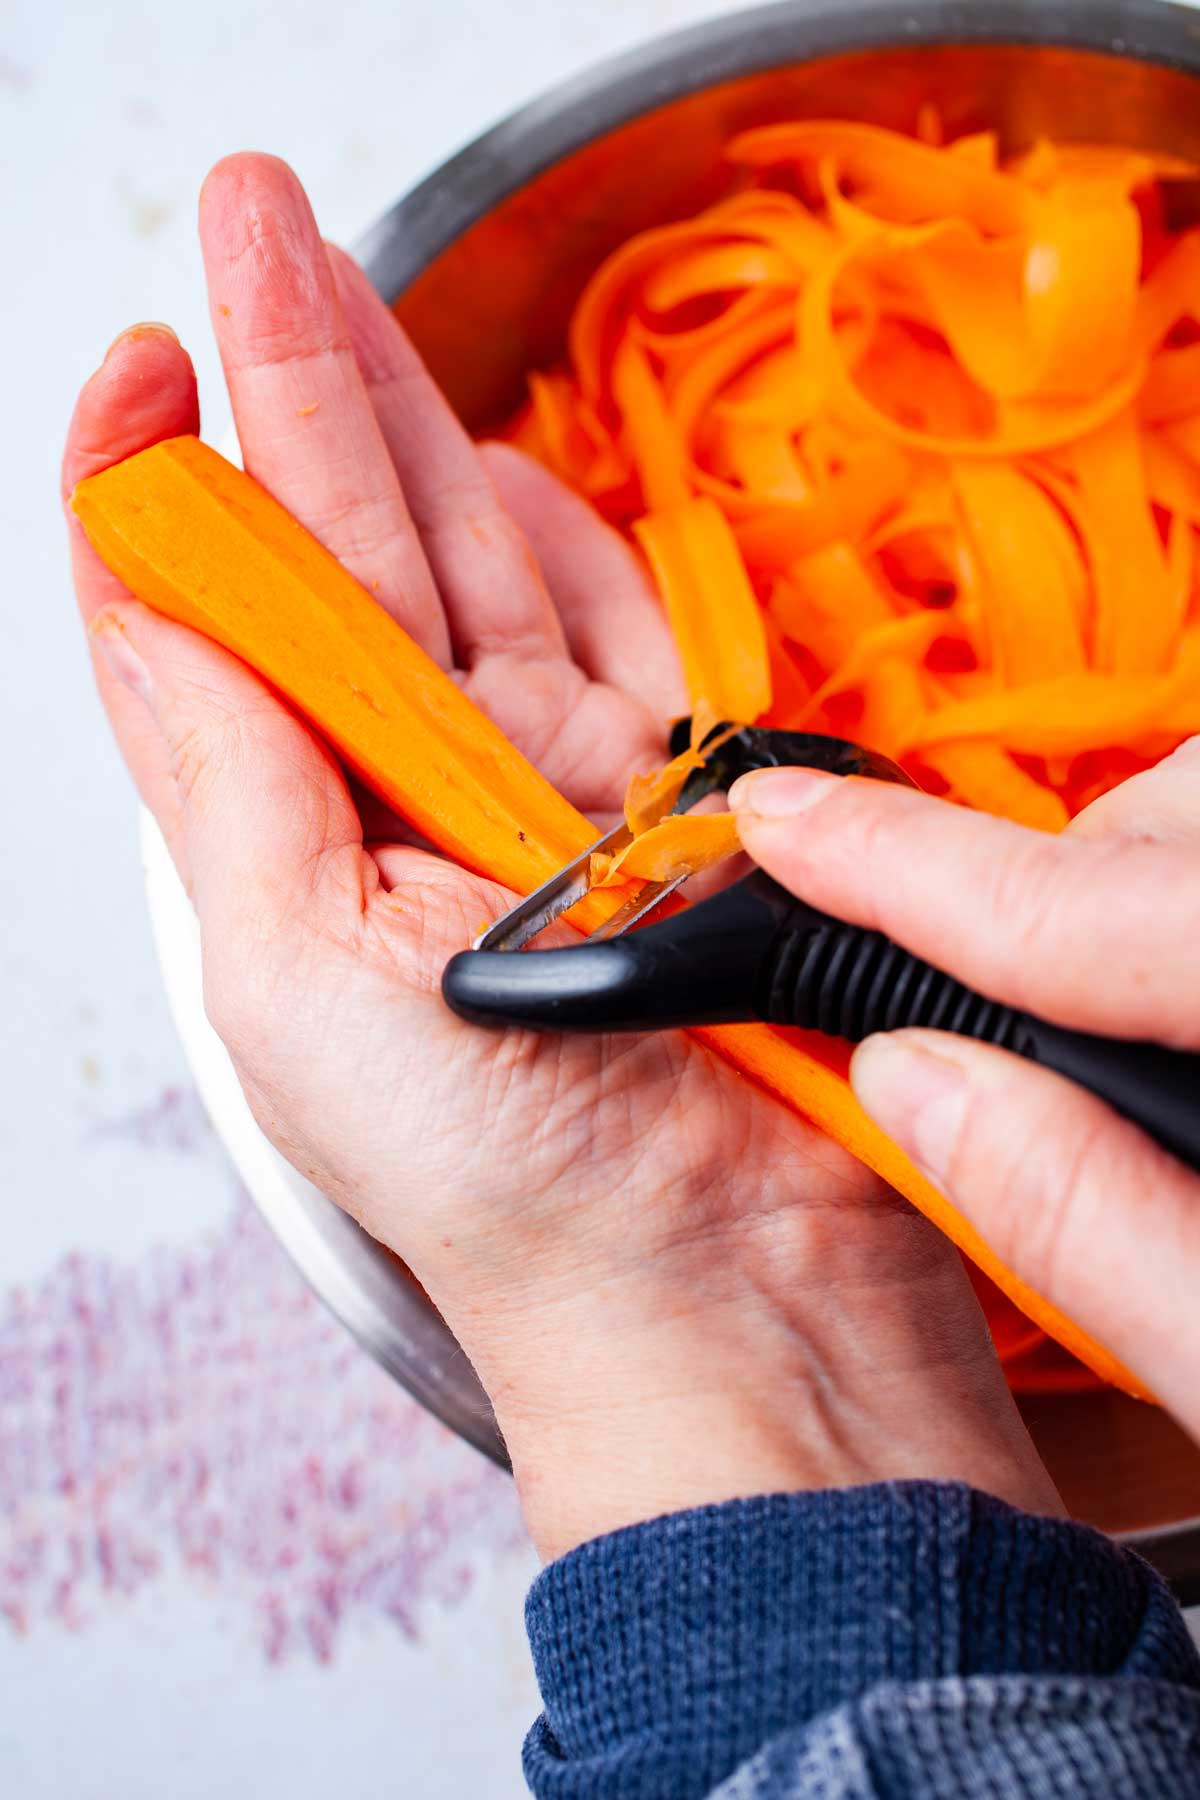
left=0, top=2, right=740, bottom=1794
left=4, top=2, right=1198, bottom=1794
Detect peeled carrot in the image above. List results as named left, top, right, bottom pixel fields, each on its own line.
left=72, top=438, right=594, bottom=897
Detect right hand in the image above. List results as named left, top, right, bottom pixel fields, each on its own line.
left=64, top=152, right=1061, bottom=1560
left=732, top=740, right=1200, bottom=1440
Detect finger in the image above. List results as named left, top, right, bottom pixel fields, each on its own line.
left=326, top=242, right=567, bottom=666
left=328, top=246, right=670, bottom=811
left=480, top=440, right=687, bottom=714
left=1068, top=734, right=1200, bottom=841
left=62, top=324, right=199, bottom=555
left=90, top=601, right=367, bottom=1016
left=63, top=324, right=201, bottom=870
left=729, top=768, right=1200, bottom=1045
left=850, top=1029, right=1200, bottom=1437
left=198, top=154, right=449, bottom=662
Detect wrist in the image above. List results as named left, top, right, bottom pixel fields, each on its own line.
left=465, top=1250, right=1062, bottom=1562
left=499, top=1331, right=839, bottom=1562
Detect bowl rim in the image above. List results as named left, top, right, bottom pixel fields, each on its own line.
left=357, top=0, right=1200, bottom=303
left=139, top=809, right=510, bottom=1464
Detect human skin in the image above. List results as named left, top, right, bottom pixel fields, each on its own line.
left=64, top=152, right=1061, bottom=1562
left=731, top=747, right=1200, bottom=1446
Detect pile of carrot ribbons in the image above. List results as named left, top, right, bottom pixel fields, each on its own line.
left=508, top=118, right=1200, bottom=1394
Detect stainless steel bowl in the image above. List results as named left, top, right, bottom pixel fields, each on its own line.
left=186, top=0, right=1200, bottom=1593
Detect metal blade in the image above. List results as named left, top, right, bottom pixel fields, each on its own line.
left=588, top=871, right=691, bottom=940
left=471, top=722, right=745, bottom=953
left=472, top=821, right=633, bottom=952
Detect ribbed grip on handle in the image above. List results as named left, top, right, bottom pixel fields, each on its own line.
left=760, top=917, right=1025, bottom=1047
left=758, top=906, right=1200, bottom=1175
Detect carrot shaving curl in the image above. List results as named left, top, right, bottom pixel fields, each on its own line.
left=505, top=116, right=1200, bottom=1394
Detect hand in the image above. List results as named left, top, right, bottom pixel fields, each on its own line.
left=731, top=746, right=1200, bottom=1442
left=64, top=153, right=1061, bottom=1559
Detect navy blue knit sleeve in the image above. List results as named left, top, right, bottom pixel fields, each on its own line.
left=522, top=1482, right=1200, bottom=1799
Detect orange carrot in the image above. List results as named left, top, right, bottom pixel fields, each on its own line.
left=76, top=434, right=1149, bottom=1400
left=85, top=117, right=1200, bottom=1400
left=611, top=339, right=691, bottom=511
left=633, top=499, right=771, bottom=722
left=505, top=117, right=1200, bottom=1393
left=950, top=463, right=1086, bottom=682
left=593, top=813, right=741, bottom=885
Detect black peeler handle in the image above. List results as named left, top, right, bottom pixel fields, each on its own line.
left=729, top=871, right=1199, bottom=1174
left=444, top=869, right=1200, bottom=1174
left=443, top=721, right=1199, bottom=1172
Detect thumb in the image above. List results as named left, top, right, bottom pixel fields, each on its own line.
left=91, top=600, right=367, bottom=1026
left=850, top=1028, right=1200, bottom=1435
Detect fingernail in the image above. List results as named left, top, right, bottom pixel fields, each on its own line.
left=104, top=321, right=180, bottom=360
left=728, top=768, right=839, bottom=818
left=850, top=1033, right=970, bottom=1184
left=92, top=615, right=154, bottom=705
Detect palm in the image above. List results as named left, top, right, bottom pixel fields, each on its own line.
left=67, top=157, right=1035, bottom=1526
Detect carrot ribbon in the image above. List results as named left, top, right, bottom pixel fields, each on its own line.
left=508, top=114, right=1200, bottom=1395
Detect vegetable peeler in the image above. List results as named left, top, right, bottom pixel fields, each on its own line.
left=442, top=722, right=1200, bottom=1174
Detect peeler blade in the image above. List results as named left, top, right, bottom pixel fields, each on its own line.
left=589, top=871, right=691, bottom=940
left=470, top=726, right=914, bottom=958
left=472, top=820, right=634, bottom=952
left=472, top=826, right=691, bottom=954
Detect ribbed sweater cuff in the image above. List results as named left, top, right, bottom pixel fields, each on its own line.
left=524, top=1481, right=1195, bottom=1799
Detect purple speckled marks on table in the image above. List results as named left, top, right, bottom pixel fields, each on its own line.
left=85, top=1084, right=215, bottom=1155
left=0, top=56, right=34, bottom=92
left=0, top=1092, right=524, bottom=1662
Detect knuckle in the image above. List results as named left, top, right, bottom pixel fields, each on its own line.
left=819, top=786, right=916, bottom=922
left=984, top=836, right=1063, bottom=961
left=301, top=487, right=409, bottom=567
left=845, top=786, right=903, bottom=867
left=441, top=498, right=545, bottom=593
left=221, top=200, right=342, bottom=371
left=480, top=509, right=536, bottom=577
left=976, top=831, right=1106, bottom=1009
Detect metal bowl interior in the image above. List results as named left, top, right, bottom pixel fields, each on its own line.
left=169, top=3, right=1200, bottom=1588
left=372, top=20, right=1200, bottom=427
